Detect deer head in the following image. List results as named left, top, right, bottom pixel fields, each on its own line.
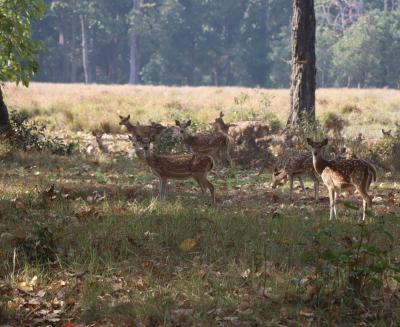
left=307, top=138, right=329, bottom=158
left=382, top=129, right=392, bottom=137
left=118, top=114, right=131, bottom=126
left=175, top=120, right=192, bottom=137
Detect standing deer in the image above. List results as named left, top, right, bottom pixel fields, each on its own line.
left=175, top=120, right=232, bottom=166
left=130, top=135, right=215, bottom=203
left=307, top=138, right=376, bottom=220
left=118, top=115, right=166, bottom=141
left=270, top=152, right=319, bottom=201
left=213, top=111, right=269, bottom=145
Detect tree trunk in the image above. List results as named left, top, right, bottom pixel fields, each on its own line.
left=0, top=87, right=12, bottom=137
left=70, top=20, right=78, bottom=83
left=287, top=0, right=316, bottom=128
left=80, top=14, right=92, bottom=84
left=129, top=0, right=140, bottom=84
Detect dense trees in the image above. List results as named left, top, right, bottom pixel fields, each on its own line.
left=22, top=0, right=400, bottom=88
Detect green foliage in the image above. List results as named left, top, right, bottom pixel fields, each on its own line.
left=0, top=0, right=46, bottom=85
left=8, top=110, right=76, bottom=155
left=300, top=222, right=400, bottom=307
left=332, top=10, right=400, bottom=88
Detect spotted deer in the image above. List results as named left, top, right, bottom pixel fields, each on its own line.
left=175, top=119, right=232, bottom=166
left=118, top=115, right=166, bottom=141
left=213, top=111, right=269, bottom=145
left=307, top=138, right=376, bottom=220
left=270, top=152, right=319, bottom=201
left=130, top=136, right=215, bottom=203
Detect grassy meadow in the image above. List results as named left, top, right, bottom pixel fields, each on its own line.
left=0, top=83, right=400, bottom=326
left=3, top=83, right=400, bottom=137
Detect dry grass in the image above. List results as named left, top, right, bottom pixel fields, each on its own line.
left=3, top=83, right=400, bottom=138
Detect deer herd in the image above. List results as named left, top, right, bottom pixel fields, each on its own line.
left=86, top=112, right=384, bottom=221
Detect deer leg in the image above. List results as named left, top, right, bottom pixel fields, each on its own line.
left=288, top=175, right=294, bottom=201
left=328, top=188, right=335, bottom=220
left=313, top=175, right=320, bottom=201
left=202, top=176, right=215, bottom=204
left=159, top=177, right=167, bottom=201
left=193, top=176, right=206, bottom=194
left=333, top=190, right=338, bottom=219
left=298, top=176, right=307, bottom=197
left=357, top=187, right=372, bottom=221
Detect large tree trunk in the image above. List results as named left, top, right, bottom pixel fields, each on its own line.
left=287, top=0, right=316, bottom=128
left=80, top=14, right=92, bottom=84
left=129, top=0, right=140, bottom=84
left=0, top=87, right=12, bottom=137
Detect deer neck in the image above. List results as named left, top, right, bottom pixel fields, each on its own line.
left=312, top=152, right=329, bottom=175
left=125, top=121, right=137, bottom=133
left=217, top=121, right=229, bottom=133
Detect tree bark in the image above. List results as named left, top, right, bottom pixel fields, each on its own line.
left=0, top=87, right=12, bottom=137
left=80, top=14, right=92, bottom=84
left=129, top=0, right=140, bottom=84
left=287, top=0, right=316, bottom=128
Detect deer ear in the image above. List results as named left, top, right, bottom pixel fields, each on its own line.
left=220, top=111, right=224, bottom=118
left=175, top=120, right=180, bottom=126
left=127, top=114, right=130, bottom=120
left=186, top=120, right=192, bottom=126
left=118, top=115, right=123, bottom=120
left=322, top=138, right=329, bottom=146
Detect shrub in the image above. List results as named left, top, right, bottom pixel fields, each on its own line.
left=8, top=110, right=76, bottom=155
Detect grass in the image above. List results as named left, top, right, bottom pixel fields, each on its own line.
left=0, top=84, right=400, bottom=326
left=3, top=83, right=400, bottom=138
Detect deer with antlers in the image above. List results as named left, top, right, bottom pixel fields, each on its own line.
left=175, top=119, right=232, bottom=166
left=130, top=135, right=215, bottom=203
left=118, top=115, right=166, bottom=141
left=307, top=138, right=376, bottom=220
left=270, top=152, right=319, bottom=201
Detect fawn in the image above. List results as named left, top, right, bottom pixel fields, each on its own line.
left=307, top=138, right=376, bottom=220
left=92, top=131, right=109, bottom=154
left=130, top=135, right=215, bottom=203
left=119, top=115, right=166, bottom=141
left=175, top=119, right=232, bottom=166
left=270, top=152, right=319, bottom=201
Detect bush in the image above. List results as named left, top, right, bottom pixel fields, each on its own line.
left=8, top=110, right=76, bottom=155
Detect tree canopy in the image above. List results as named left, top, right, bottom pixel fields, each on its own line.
left=0, top=0, right=46, bottom=86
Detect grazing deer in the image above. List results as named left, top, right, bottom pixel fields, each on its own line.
left=130, top=135, right=215, bottom=203
left=270, top=152, right=319, bottom=201
left=307, top=138, right=376, bottom=220
left=213, top=112, right=269, bottom=145
left=118, top=115, right=166, bottom=141
left=175, top=120, right=232, bottom=166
